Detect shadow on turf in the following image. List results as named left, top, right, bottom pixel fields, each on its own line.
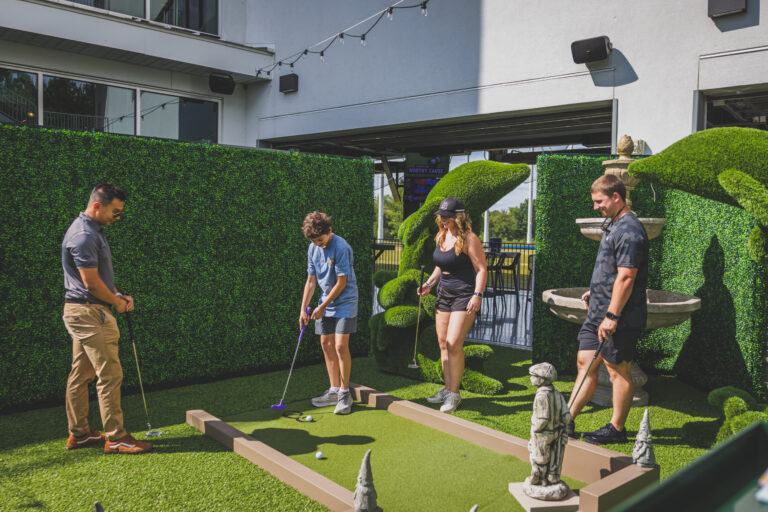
left=248, top=427, right=374, bottom=456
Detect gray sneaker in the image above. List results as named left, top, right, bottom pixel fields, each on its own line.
left=334, top=391, right=353, bottom=415
left=440, top=392, right=462, bottom=413
left=426, top=387, right=450, bottom=404
left=311, top=389, right=338, bottom=408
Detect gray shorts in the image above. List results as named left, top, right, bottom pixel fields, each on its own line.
left=315, top=316, right=357, bottom=335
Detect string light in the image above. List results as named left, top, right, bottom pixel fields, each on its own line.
left=255, top=0, right=431, bottom=77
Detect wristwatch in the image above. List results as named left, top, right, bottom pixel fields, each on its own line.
left=605, top=311, right=621, bottom=320
left=473, top=292, right=483, bottom=298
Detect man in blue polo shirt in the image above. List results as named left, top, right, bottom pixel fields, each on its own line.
left=300, top=211, right=358, bottom=415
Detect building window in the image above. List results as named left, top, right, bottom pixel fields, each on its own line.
left=140, top=91, right=218, bottom=143
left=705, top=90, right=768, bottom=131
left=0, top=68, right=38, bottom=126
left=43, top=76, right=135, bottom=135
left=150, top=0, right=219, bottom=35
left=67, top=0, right=144, bottom=17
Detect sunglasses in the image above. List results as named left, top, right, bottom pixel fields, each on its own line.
left=112, top=209, right=125, bottom=219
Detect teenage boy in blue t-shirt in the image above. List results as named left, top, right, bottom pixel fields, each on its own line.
left=300, top=212, right=358, bottom=415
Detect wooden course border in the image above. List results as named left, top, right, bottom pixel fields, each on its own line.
left=187, top=382, right=659, bottom=512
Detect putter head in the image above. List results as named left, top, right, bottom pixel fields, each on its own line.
left=146, top=430, right=163, bottom=437
left=270, top=400, right=286, bottom=410
left=408, top=362, right=420, bottom=369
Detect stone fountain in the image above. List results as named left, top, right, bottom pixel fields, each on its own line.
left=542, top=136, right=701, bottom=406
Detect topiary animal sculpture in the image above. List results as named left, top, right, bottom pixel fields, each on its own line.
left=628, top=127, right=768, bottom=264
left=369, top=160, right=530, bottom=394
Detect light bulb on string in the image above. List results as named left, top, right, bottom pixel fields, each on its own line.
left=360, top=34, right=366, bottom=46
left=421, top=2, right=427, bottom=16
left=339, top=33, right=344, bottom=44
left=320, top=51, right=325, bottom=62
left=387, top=7, right=393, bottom=20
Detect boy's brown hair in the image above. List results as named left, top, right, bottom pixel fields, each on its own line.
left=302, top=211, right=332, bottom=238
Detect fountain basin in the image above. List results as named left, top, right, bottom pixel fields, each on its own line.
left=542, top=287, right=701, bottom=329
left=575, top=217, right=667, bottom=241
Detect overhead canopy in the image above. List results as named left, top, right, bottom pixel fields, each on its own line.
left=266, top=102, right=614, bottom=158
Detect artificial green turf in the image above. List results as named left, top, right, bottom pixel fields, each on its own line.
left=0, top=344, right=723, bottom=511
left=227, top=399, right=584, bottom=512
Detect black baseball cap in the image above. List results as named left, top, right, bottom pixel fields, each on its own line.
left=435, top=196, right=465, bottom=218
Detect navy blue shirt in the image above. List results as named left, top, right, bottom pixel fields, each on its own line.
left=585, top=212, right=649, bottom=330
left=307, top=234, right=358, bottom=318
left=62, top=212, right=116, bottom=306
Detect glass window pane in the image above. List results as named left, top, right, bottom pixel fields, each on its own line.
left=43, top=76, right=135, bottom=135
left=140, top=92, right=179, bottom=140
left=68, top=0, right=144, bottom=17
left=140, top=91, right=218, bottom=143
left=179, top=97, right=217, bottom=143
left=150, top=0, right=218, bottom=34
left=0, top=68, right=38, bottom=126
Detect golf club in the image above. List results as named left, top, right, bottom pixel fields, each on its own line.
left=408, top=265, right=426, bottom=369
left=567, top=335, right=608, bottom=410
left=125, top=311, right=163, bottom=437
left=271, top=306, right=312, bottom=410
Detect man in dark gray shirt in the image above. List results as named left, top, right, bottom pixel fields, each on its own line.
left=62, top=183, right=151, bottom=454
left=568, top=174, right=649, bottom=445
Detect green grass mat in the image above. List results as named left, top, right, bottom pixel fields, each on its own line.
left=0, top=344, right=724, bottom=511
left=227, top=399, right=584, bottom=512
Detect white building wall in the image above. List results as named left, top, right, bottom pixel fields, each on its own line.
left=247, top=0, right=768, bottom=152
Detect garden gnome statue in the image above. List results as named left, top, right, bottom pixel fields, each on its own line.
left=353, top=449, right=382, bottom=512
left=632, top=408, right=656, bottom=467
left=523, top=362, right=572, bottom=501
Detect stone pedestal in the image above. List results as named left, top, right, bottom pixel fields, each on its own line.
left=509, top=482, right=579, bottom=512
left=590, top=361, right=649, bottom=407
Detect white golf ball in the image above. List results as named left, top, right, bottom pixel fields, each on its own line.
left=305, top=415, right=314, bottom=422
left=315, top=451, right=323, bottom=460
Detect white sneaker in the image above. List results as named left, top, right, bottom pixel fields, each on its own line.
left=440, top=392, right=462, bottom=413
left=426, top=387, right=450, bottom=404
left=311, top=389, right=338, bottom=407
left=334, top=391, right=353, bottom=415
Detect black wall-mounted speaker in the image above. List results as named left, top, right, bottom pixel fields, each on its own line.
left=279, top=73, right=299, bottom=93
left=708, top=0, right=746, bottom=17
left=571, top=36, right=612, bottom=64
left=209, top=73, right=235, bottom=95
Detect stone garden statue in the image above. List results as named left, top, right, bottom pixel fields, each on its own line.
left=524, top=362, right=572, bottom=501
left=632, top=408, right=656, bottom=467
left=354, top=449, right=382, bottom=512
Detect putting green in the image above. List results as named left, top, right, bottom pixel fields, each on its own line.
left=226, top=399, right=584, bottom=511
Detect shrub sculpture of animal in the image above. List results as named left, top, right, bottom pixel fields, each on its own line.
left=369, top=160, right=530, bottom=394
left=628, top=127, right=768, bottom=264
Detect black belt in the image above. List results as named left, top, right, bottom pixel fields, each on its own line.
left=65, top=298, right=94, bottom=304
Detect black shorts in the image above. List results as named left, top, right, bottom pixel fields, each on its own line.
left=578, top=323, right=640, bottom=364
left=436, top=283, right=474, bottom=312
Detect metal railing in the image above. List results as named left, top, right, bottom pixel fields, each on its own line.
left=43, top=111, right=129, bottom=134
left=0, top=87, right=37, bottom=125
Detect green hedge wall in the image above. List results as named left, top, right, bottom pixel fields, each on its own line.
left=532, top=154, right=767, bottom=399
left=0, top=125, right=373, bottom=411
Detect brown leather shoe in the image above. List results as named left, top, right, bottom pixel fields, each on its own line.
left=104, top=434, right=152, bottom=454
left=66, top=429, right=105, bottom=450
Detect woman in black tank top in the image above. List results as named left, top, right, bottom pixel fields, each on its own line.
left=417, top=197, right=487, bottom=413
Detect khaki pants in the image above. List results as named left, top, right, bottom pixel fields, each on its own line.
left=63, top=303, right=127, bottom=441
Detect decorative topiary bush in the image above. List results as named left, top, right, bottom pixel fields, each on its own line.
left=707, top=385, right=759, bottom=411
left=370, top=160, right=530, bottom=394
left=715, top=389, right=768, bottom=444
left=628, top=127, right=768, bottom=264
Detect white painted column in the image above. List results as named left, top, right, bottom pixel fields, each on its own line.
left=526, top=165, right=534, bottom=244
left=483, top=210, right=490, bottom=243
left=377, top=173, right=385, bottom=240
